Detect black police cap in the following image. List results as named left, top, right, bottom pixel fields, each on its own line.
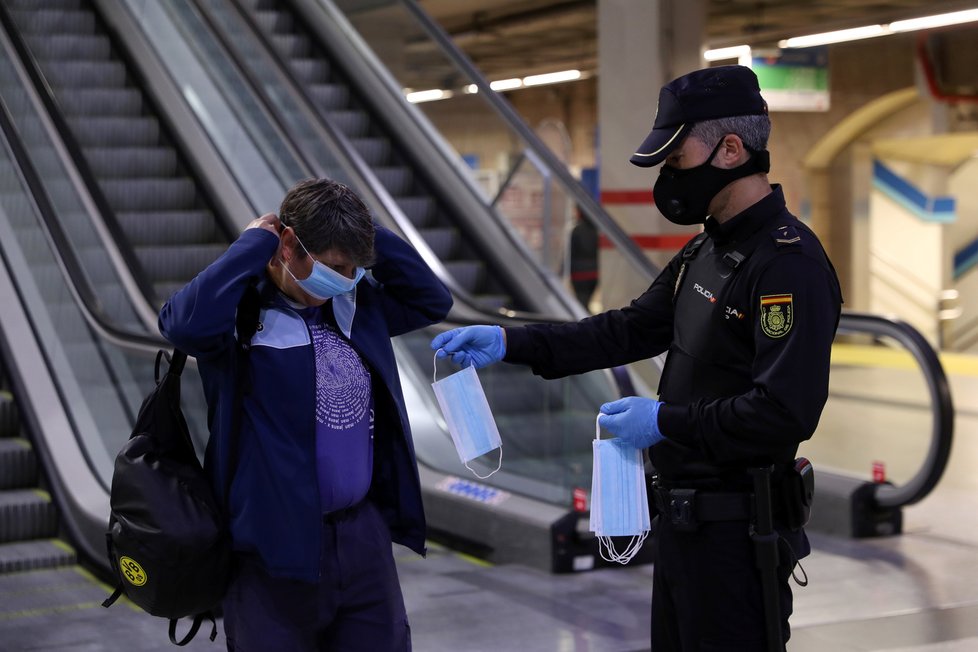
left=629, top=65, right=769, bottom=168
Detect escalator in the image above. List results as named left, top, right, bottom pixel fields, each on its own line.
left=2, top=0, right=232, bottom=307
left=0, top=361, right=75, bottom=574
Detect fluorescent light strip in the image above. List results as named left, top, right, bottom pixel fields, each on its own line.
left=779, top=7, right=978, bottom=49
left=405, top=89, right=452, bottom=103
left=704, top=45, right=751, bottom=61
left=490, top=78, right=523, bottom=91
left=779, top=24, right=888, bottom=49
left=523, top=69, right=582, bottom=86
left=889, top=8, right=978, bottom=32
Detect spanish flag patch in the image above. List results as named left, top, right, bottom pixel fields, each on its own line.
left=759, top=294, right=793, bottom=338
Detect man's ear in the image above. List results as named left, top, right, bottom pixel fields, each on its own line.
left=717, top=134, right=749, bottom=169
left=278, top=226, right=297, bottom=263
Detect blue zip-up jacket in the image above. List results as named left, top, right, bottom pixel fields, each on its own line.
left=159, top=225, right=452, bottom=581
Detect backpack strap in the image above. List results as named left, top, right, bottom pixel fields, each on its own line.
left=223, top=283, right=261, bottom=514
left=169, top=612, right=218, bottom=646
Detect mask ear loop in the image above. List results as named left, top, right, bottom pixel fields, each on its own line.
left=432, top=350, right=502, bottom=479
left=593, top=413, right=648, bottom=564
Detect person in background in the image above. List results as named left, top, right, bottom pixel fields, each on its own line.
left=431, top=65, right=842, bottom=650
left=569, top=209, right=599, bottom=309
left=160, top=178, right=452, bottom=651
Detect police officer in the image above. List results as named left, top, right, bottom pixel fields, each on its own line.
left=431, top=65, right=842, bottom=650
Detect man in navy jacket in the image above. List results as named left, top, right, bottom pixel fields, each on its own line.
left=160, top=178, right=451, bottom=651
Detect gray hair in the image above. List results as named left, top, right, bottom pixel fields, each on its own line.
left=689, top=114, right=771, bottom=152
left=279, top=178, right=376, bottom=267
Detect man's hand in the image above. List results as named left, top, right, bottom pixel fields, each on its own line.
left=598, top=397, right=665, bottom=449
left=431, top=325, right=505, bottom=369
left=246, top=213, right=281, bottom=236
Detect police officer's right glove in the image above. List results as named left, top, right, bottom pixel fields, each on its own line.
left=431, top=325, right=506, bottom=369
left=598, top=397, right=665, bottom=449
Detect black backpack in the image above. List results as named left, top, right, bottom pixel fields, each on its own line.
left=102, top=289, right=259, bottom=645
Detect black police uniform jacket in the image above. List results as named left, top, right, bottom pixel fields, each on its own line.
left=504, top=186, right=842, bottom=486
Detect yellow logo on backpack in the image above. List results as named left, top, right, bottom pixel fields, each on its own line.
left=119, top=556, right=147, bottom=587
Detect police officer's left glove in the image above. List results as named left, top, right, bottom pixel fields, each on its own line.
left=598, top=397, right=665, bottom=449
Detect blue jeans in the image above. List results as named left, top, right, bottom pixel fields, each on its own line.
left=223, top=501, right=410, bottom=652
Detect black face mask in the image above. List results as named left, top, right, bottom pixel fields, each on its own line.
left=653, top=140, right=771, bottom=225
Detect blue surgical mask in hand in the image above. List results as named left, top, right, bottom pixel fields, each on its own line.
left=431, top=352, right=502, bottom=479
left=590, top=416, right=650, bottom=564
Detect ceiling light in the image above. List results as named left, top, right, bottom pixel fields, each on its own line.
left=490, top=78, right=523, bottom=91
left=405, top=89, right=452, bottom=103
left=779, top=24, right=888, bottom=49
left=889, top=8, right=978, bottom=32
left=463, top=84, right=479, bottom=94
left=522, top=69, right=582, bottom=86
left=704, top=45, right=751, bottom=62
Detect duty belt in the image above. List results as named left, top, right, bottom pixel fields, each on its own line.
left=652, top=486, right=753, bottom=532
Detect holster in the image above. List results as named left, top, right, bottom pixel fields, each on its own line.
left=778, top=458, right=815, bottom=531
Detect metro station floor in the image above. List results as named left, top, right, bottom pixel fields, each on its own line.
left=2, top=353, right=976, bottom=651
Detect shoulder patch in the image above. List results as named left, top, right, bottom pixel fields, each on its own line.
left=771, top=225, right=802, bottom=247
left=759, top=294, right=793, bottom=338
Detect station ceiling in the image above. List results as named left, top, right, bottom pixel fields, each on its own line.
left=417, top=0, right=978, bottom=80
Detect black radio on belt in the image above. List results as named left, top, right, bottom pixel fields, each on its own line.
left=780, top=457, right=815, bottom=531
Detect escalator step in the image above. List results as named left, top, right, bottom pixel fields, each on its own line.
left=0, top=440, right=36, bottom=491
left=327, top=110, right=369, bottom=138
left=8, top=9, right=95, bottom=35
left=289, top=58, right=330, bottom=83
left=25, top=33, right=110, bottom=61
left=30, top=60, right=127, bottom=89
left=308, top=83, right=349, bottom=110
left=100, top=178, right=197, bottom=211
left=375, top=167, right=414, bottom=196
left=136, top=244, right=226, bottom=282
left=117, top=210, right=217, bottom=246
left=0, top=539, right=77, bottom=574
left=350, top=138, right=391, bottom=166
left=419, top=227, right=458, bottom=259
left=443, top=260, right=484, bottom=294
left=57, top=88, right=142, bottom=117
left=0, top=391, right=19, bottom=439
left=397, top=197, right=436, bottom=228
left=271, top=33, right=311, bottom=58
left=67, top=116, right=160, bottom=148
left=253, top=9, right=293, bottom=34
left=84, top=147, right=177, bottom=178
left=0, top=490, right=58, bottom=544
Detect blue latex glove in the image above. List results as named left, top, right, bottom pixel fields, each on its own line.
left=598, top=397, right=665, bottom=449
left=431, top=325, right=506, bottom=369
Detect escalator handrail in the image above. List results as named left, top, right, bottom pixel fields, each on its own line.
left=0, top=2, right=160, bottom=307
left=836, top=311, right=954, bottom=508
left=396, top=0, right=659, bottom=282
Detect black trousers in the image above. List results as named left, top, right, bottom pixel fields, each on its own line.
left=650, top=516, right=802, bottom=651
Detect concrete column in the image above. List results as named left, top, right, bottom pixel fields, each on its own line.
left=597, top=0, right=705, bottom=312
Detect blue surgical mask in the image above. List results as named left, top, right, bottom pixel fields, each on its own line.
left=431, top=353, right=502, bottom=479
left=590, top=416, right=650, bottom=563
left=284, top=231, right=365, bottom=301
